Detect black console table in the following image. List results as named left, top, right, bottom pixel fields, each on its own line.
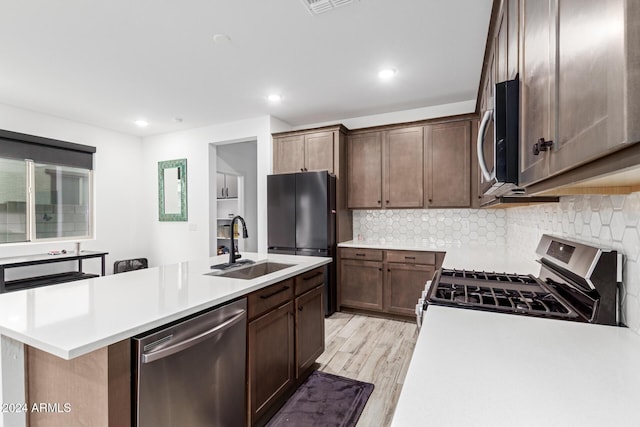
left=0, top=251, right=108, bottom=293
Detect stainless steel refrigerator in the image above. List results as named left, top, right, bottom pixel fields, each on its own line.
left=267, top=171, right=337, bottom=315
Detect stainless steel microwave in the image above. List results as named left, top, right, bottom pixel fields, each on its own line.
left=477, top=77, right=521, bottom=197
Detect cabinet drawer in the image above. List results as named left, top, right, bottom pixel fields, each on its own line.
left=385, top=250, right=435, bottom=265
left=248, top=278, right=294, bottom=320
left=339, top=248, right=383, bottom=261
left=295, top=267, right=324, bottom=296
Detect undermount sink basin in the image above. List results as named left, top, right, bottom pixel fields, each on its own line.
left=206, top=262, right=295, bottom=280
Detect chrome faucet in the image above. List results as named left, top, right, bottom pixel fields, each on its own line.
left=229, top=215, right=248, bottom=265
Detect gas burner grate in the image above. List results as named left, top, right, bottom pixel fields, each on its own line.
left=431, top=281, right=573, bottom=318
left=441, top=269, right=538, bottom=284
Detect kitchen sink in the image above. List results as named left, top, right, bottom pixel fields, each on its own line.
left=206, top=262, right=295, bottom=280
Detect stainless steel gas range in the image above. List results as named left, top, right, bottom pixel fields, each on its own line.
left=417, top=235, right=623, bottom=327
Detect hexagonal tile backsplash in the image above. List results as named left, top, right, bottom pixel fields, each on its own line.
left=353, top=192, right=640, bottom=334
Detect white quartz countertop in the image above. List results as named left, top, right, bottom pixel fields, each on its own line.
left=0, top=253, right=330, bottom=360
left=392, top=305, right=640, bottom=426
left=338, top=240, right=539, bottom=274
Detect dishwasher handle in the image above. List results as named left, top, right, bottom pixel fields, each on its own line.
left=142, top=309, right=246, bottom=364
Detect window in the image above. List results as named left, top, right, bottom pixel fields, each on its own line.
left=0, top=158, right=27, bottom=243
left=0, top=129, right=95, bottom=244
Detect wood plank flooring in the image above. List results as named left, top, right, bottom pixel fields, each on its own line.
left=317, top=312, right=418, bottom=427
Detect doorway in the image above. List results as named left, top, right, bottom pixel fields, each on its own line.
left=209, top=140, right=258, bottom=256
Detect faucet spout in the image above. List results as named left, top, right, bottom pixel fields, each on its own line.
left=229, top=215, right=248, bottom=265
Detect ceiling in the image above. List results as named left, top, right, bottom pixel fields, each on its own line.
left=0, top=0, right=493, bottom=137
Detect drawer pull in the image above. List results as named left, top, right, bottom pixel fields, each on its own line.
left=405, top=256, right=416, bottom=260
left=302, top=271, right=323, bottom=281
left=355, top=253, right=366, bottom=257
left=260, top=286, right=290, bottom=299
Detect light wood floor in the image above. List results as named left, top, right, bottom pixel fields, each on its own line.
left=317, top=312, right=418, bottom=427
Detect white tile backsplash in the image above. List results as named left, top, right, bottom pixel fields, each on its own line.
left=352, top=209, right=507, bottom=246
left=353, top=192, right=640, bottom=334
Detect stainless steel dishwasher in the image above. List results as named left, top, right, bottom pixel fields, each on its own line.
left=133, top=298, right=247, bottom=427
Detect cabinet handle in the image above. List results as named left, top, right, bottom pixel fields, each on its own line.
left=532, top=138, right=553, bottom=156
left=387, top=268, right=391, bottom=272
left=298, top=306, right=304, bottom=312
left=428, top=199, right=432, bottom=203
left=378, top=268, right=382, bottom=271
left=377, top=200, right=381, bottom=205
left=405, top=256, right=416, bottom=260
left=355, top=253, right=366, bottom=257
left=300, top=168, right=304, bottom=172
left=386, top=200, right=390, bottom=204
left=302, top=271, right=323, bottom=281
left=260, top=285, right=290, bottom=299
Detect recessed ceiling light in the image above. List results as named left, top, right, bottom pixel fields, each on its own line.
left=134, top=119, right=149, bottom=127
left=267, top=94, right=282, bottom=102
left=213, top=34, right=232, bottom=44
left=378, top=68, right=397, bottom=80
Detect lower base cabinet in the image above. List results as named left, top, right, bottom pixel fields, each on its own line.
left=339, top=248, right=443, bottom=318
left=247, top=267, right=326, bottom=426
left=295, top=285, right=325, bottom=377
left=385, top=263, right=435, bottom=317
left=248, top=302, right=295, bottom=424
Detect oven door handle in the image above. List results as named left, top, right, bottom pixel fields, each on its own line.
left=477, top=109, right=494, bottom=182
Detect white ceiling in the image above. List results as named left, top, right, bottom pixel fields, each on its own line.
left=0, top=0, right=493, bottom=137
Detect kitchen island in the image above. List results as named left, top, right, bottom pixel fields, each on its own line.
left=0, top=252, right=330, bottom=427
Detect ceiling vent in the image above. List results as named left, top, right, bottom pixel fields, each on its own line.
left=300, top=0, right=354, bottom=15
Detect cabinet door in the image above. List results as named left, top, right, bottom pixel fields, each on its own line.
left=295, top=286, right=324, bottom=378
left=305, top=131, right=334, bottom=173
left=339, top=259, right=383, bottom=311
left=425, top=121, right=471, bottom=208
left=248, top=302, right=295, bottom=425
left=383, top=127, right=424, bottom=208
left=519, top=0, right=555, bottom=186
left=385, top=263, right=435, bottom=317
left=347, top=132, right=382, bottom=208
left=273, top=135, right=305, bottom=174
left=216, top=173, right=226, bottom=199
left=550, top=0, right=627, bottom=176
left=225, top=174, right=238, bottom=199
left=507, top=0, right=520, bottom=80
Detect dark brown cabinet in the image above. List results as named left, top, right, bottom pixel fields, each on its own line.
left=518, top=0, right=554, bottom=186
left=339, top=258, right=384, bottom=311
left=550, top=0, right=640, bottom=178
left=425, top=121, right=471, bottom=208
left=248, top=301, right=295, bottom=425
left=295, top=286, right=324, bottom=378
left=247, top=267, right=326, bottom=426
left=272, top=131, right=334, bottom=174
left=515, top=0, right=640, bottom=189
left=347, top=127, right=423, bottom=209
left=384, top=127, right=424, bottom=208
left=347, top=131, right=383, bottom=208
left=385, top=262, right=435, bottom=317
left=338, top=248, right=442, bottom=318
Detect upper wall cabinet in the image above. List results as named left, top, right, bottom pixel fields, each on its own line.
left=519, top=0, right=555, bottom=186
left=517, top=0, right=640, bottom=187
left=273, top=130, right=334, bottom=174
left=425, top=121, right=471, bottom=208
left=550, top=0, right=640, bottom=178
left=347, top=126, right=424, bottom=209
left=347, top=131, right=383, bottom=208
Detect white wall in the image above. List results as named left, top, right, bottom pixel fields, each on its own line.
left=141, top=116, right=272, bottom=266
left=0, top=103, right=147, bottom=273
